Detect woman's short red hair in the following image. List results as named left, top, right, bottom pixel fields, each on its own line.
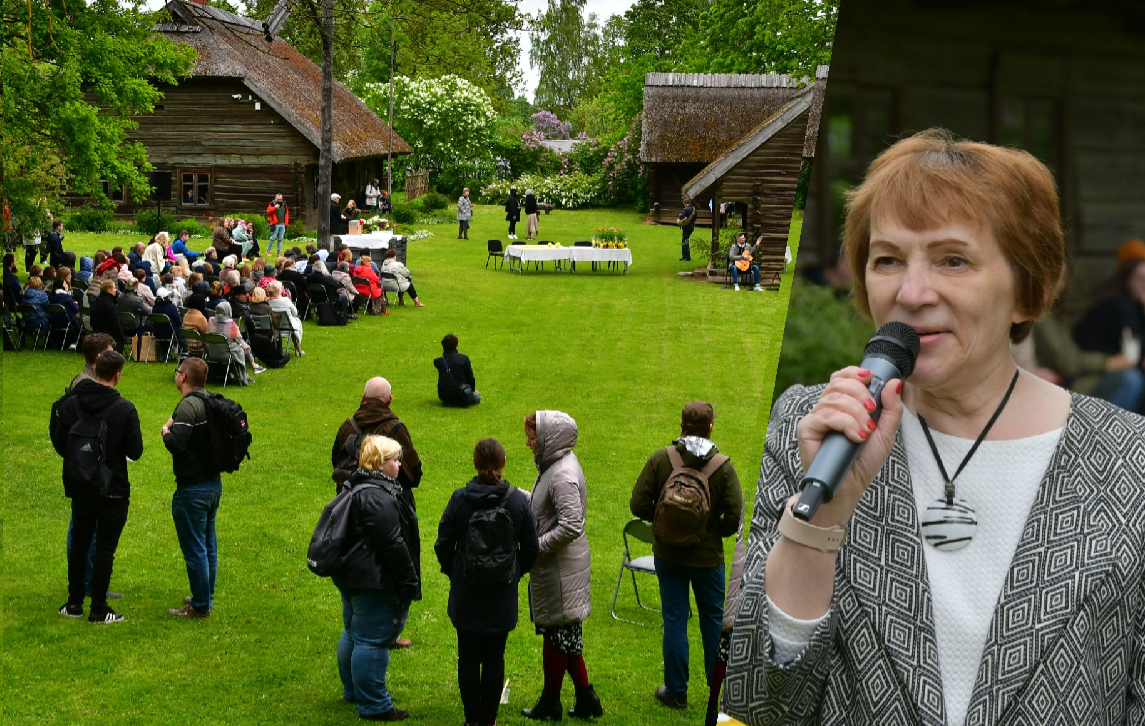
left=843, top=129, right=1064, bottom=343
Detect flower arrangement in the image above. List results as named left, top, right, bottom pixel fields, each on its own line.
left=407, top=229, right=433, bottom=242
left=361, top=215, right=390, bottom=234
left=592, top=226, right=628, bottom=249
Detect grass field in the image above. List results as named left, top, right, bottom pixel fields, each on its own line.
left=2, top=205, right=799, bottom=725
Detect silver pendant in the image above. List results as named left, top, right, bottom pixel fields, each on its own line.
left=920, top=497, right=978, bottom=551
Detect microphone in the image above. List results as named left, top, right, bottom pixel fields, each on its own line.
left=792, top=322, right=920, bottom=522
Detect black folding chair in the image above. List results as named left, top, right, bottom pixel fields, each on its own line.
left=46, top=303, right=79, bottom=351
left=16, top=304, right=48, bottom=350
left=146, top=313, right=178, bottom=363
left=486, top=240, right=504, bottom=270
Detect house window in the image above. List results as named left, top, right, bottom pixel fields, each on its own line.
left=999, top=96, right=1061, bottom=174
left=100, top=180, right=126, bottom=204
left=181, top=171, right=211, bottom=206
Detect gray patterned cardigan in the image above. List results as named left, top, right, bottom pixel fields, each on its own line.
left=725, top=384, right=1145, bottom=726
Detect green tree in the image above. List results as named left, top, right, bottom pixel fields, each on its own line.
left=529, top=0, right=603, bottom=113
left=0, top=0, right=194, bottom=234
left=621, top=0, right=704, bottom=65
left=694, top=0, right=838, bottom=76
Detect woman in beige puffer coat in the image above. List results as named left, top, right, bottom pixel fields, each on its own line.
left=521, top=410, right=603, bottom=722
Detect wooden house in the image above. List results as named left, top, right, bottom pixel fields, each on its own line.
left=803, top=0, right=1145, bottom=299
left=639, top=68, right=826, bottom=232
left=73, top=0, right=411, bottom=226
left=682, top=89, right=815, bottom=288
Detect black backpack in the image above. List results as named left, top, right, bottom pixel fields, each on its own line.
left=332, top=419, right=369, bottom=488
left=307, top=481, right=371, bottom=577
left=191, top=390, right=251, bottom=473
left=316, top=301, right=347, bottom=326
left=459, top=488, right=518, bottom=586
left=61, top=399, right=120, bottom=497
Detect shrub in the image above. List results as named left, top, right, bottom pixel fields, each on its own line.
left=65, top=206, right=114, bottom=233
left=794, top=158, right=813, bottom=210
left=172, top=218, right=210, bottom=238
left=478, top=179, right=513, bottom=205
left=419, top=191, right=449, bottom=212
left=133, top=208, right=176, bottom=235
left=286, top=220, right=308, bottom=239
left=773, top=279, right=874, bottom=404
left=479, top=173, right=602, bottom=210
left=391, top=202, right=418, bottom=225
left=689, top=226, right=742, bottom=267
left=220, top=212, right=269, bottom=240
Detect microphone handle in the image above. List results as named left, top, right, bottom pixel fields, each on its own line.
left=792, top=355, right=902, bottom=522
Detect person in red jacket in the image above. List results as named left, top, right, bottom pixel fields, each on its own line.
left=266, top=193, right=289, bottom=258
left=352, top=255, right=387, bottom=316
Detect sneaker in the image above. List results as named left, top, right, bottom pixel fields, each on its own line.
left=167, top=604, right=211, bottom=618
left=734, top=284, right=740, bottom=291
left=89, top=608, right=125, bottom=624
left=754, top=284, right=764, bottom=291
left=253, top=364, right=267, bottom=374
left=360, top=707, right=409, bottom=721
left=58, top=602, right=83, bottom=618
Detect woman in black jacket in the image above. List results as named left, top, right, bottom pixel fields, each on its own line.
left=435, top=438, right=540, bottom=726
left=89, top=279, right=126, bottom=353
left=333, top=435, right=421, bottom=722
left=505, top=188, right=521, bottom=240
left=524, top=190, right=539, bottom=241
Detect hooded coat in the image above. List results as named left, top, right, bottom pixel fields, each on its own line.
left=50, top=379, right=144, bottom=499
left=527, top=410, right=592, bottom=628
left=435, top=478, right=539, bottom=632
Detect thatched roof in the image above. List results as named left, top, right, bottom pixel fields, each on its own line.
left=158, top=0, right=411, bottom=163
left=640, top=67, right=826, bottom=163
left=682, top=88, right=815, bottom=199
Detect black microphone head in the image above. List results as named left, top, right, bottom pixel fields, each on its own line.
left=865, top=322, right=920, bottom=378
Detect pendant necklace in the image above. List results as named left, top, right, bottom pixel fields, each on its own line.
left=917, top=369, right=1020, bottom=551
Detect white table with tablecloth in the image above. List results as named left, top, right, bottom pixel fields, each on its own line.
left=568, top=247, right=632, bottom=273
left=334, top=231, right=394, bottom=250
left=505, top=245, right=631, bottom=273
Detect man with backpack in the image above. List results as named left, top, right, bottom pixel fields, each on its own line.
left=629, top=400, right=743, bottom=710
left=51, top=349, right=143, bottom=624
left=161, top=357, right=248, bottom=618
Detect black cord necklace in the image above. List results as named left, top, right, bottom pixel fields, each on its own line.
left=917, top=369, right=1020, bottom=551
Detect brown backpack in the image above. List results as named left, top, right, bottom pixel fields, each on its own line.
left=653, top=447, right=729, bottom=546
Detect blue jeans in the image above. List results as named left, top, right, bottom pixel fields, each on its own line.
left=171, top=479, right=223, bottom=612
left=337, top=589, right=409, bottom=716
left=1093, top=368, right=1145, bottom=412
left=66, top=515, right=97, bottom=591
left=730, top=264, right=760, bottom=287
left=655, top=556, right=725, bottom=698
left=269, top=224, right=286, bottom=256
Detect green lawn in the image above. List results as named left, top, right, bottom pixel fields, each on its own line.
left=2, top=205, right=799, bottom=725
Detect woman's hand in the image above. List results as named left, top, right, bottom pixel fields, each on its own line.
left=795, top=366, right=905, bottom=527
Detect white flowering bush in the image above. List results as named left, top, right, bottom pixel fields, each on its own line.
left=407, top=229, right=434, bottom=241
left=360, top=75, right=498, bottom=193
left=479, top=172, right=602, bottom=209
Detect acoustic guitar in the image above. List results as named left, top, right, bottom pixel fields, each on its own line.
left=735, top=251, right=754, bottom=272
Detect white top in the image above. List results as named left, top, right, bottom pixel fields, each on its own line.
left=365, top=184, right=380, bottom=205
left=769, top=410, right=1062, bottom=726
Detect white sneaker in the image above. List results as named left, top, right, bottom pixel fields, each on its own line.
left=734, top=284, right=740, bottom=291
left=754, top=284, right=764, bottom=291
left=253, top=364, right=267, bottom=374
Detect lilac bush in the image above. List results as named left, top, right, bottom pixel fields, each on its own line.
left=530, top=110, right=573, bottom=139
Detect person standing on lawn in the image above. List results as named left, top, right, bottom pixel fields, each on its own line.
left=266, top=193, right=289, bottom=258
left=161, top=357, right=224, bottom=618
left=457, top=188, right=473, bottom=240
left=524, top=190, right=539, bottom=241
left=629, top=400, right=743, bottom=711
left=677, top=197, right=697, bottom=262
left=435, top=438, right=540, bottom=726
left=51, top=349, right=142, bottom=624
left=505, top=188, right=521, bottom=240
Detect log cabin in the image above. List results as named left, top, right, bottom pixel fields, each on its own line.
left=70, top=0, right=411, bottom=227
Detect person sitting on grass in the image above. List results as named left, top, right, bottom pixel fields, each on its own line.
left=380, top=249, right=424, bottom=308
left=331, top=435, right=421, bottom=722
left=266, top=280, right=305, bottom=357
left=171, top=230, right=200, bottom=264
left=435, top=438, right=539, bottom=726
left=434, top=334, right=481, bottom=407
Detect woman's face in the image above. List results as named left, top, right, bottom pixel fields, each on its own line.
left=525, top=425, right=537, bottom=453
left=1126, top=263, right=1145, bottom=305
left=865, top=213, right=1026, bottom=392
left=381, top=457, right=400, bottom=478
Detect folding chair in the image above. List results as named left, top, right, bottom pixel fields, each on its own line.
left=146, top=313, right=178, bottom=363
left=178, top=328, right=204, bottom=362
left=16, top=304, right=48, bottom=350
left=572, top=241, right=592, bottom=272
left=379, top=271, right=400, bottom=307
left=202, top=332, right=236, bottom=387
left=250, top=314, right=279, bottom=354
left=46, top=303, right=78, bottom=351
left=486, top=240, right=504, bottom=270
left=611, top=519, right=661, bottom=624
left=3, top=313, right=23, bottom=351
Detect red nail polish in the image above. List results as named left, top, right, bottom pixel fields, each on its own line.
left=868, top=420, right=877, bottom=431
left=859, top=429, right=868, bottom=439
left=859, top=369, right=871, bottom=377
left=896, top=380, right=903, bottom=394
left=865, top=398, right=876, bottom=411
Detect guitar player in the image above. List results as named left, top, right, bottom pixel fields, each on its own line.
left=728, top=232, right=763, bottom=291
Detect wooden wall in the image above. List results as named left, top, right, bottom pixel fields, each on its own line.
left=649, top=163, right=713, bottom=225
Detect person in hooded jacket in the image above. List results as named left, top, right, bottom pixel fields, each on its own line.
left=436, top=438, right=540, bottom=726
left=521, top=410, right=604, bottom=721
left=90, top=279, right=126, bottom=353
left=629, top=400, right=743, bottom=712
left=333, top=435, right=421, bottom=722
left=524, top=190, right=539, bottom=241
left=76, top=255, right=94, bottom=284
left=21, top=276, right=51, bottom=331
left=50, top=349, right=143, bottom=624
